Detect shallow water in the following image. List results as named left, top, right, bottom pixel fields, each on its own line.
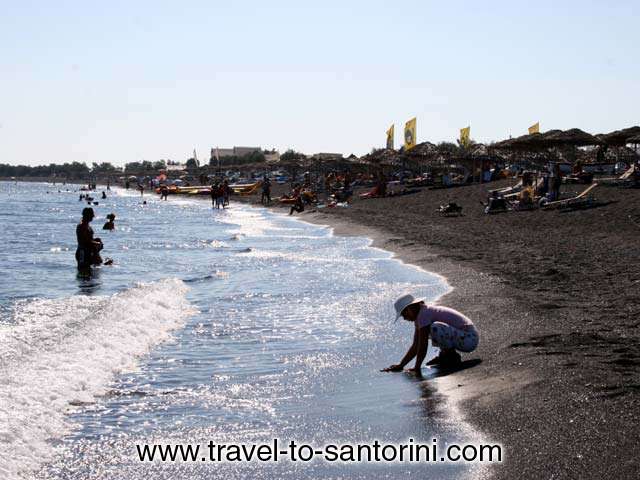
left=0, top=181, right=475, bottom=479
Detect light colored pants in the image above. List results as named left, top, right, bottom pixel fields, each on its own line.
left=431, top=322, right=479, bottom=352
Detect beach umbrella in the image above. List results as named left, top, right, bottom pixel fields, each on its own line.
left=596, top=126, right=640, bottom=146
left=543, top=128, right=603, bottom=147
left=492, top=129, right=601, bottom=150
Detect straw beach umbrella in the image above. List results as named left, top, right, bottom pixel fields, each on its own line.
left=492, top=129, right=601, bottom=150
left=596, top=126, right=640, bottom=146
left=543, top=128, right=603, bottom=147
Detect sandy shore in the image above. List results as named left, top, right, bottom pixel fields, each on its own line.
left=236, top=180, right=640, bottom=479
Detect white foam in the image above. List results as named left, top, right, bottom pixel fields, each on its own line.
left=0, top=279, right=196, bottom=480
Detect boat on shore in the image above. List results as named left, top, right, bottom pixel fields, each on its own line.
left=155, top=181, right=262, bottom=196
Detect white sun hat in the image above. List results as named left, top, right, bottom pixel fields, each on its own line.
left=394, top=293, right=425, bottom=320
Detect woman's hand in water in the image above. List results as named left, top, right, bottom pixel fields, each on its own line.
left=381, top=364, right=403, bottom=372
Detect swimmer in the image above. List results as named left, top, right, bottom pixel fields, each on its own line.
left=381, top=294, right=479, bottom=378
left=102, top=213, right=116, bottom=230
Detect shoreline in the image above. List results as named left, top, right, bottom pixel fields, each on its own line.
left=16, top=179, right=640, bottom=478
left=233, top=180, right=640, bottom=479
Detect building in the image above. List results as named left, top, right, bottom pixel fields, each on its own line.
left=264, top=151, right=280, bottom=163
left=212, top=146, right=261, bottom=158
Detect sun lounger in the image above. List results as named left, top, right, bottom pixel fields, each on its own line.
left=541, top=183, right=598, bottom=210
left=359, top=185, right=380, bottom=199
left=620, top=165, right=635, bottom=180
left=489, top=180, right=523, bottom=196
left=597, top=165, right=635, bottom=184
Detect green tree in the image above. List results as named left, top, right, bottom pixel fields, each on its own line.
left=280, top=149, right=304, bottom=163
left=153, top=160, right=167, bottom=170
left=185, top=158, right=199, bottom=171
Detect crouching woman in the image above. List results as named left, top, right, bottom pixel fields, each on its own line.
left=382, top=294, right=479, bottom=378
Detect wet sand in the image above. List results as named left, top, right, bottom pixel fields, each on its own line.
left=238, top=180, right=640, bottom=479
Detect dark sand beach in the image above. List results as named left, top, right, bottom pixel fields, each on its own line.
left=240, top=181, right=640, bottom=479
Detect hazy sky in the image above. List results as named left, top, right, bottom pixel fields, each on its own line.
left=1, top=0, right=638, bottom=166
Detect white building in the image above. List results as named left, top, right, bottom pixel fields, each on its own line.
left=213, top=146, right=261, bottom=158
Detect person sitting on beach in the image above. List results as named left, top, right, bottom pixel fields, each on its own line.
left=76, top=207, right=104, bottom=270
left=484, top=191, right=507, bottom=214
left=102, top=213, right=116, bottom=230
left=382, top=294, right=479, bottom=377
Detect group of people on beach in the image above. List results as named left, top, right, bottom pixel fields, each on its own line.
left=211, top=180, right=231, bottom=209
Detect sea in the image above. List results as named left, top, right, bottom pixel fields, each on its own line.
left=0, top=181, right=481, bottom=479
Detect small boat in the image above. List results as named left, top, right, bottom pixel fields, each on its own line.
left=229, top=182, right=261, bottom=195
left=155, top=185, right=211, bottom=195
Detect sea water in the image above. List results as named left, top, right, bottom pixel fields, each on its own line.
left=0, top=181, right=476, bottom=479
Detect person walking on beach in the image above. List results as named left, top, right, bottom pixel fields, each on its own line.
left=76, top=207, right=104, bottom=270
left=216, top=183, right=225, bottom=209
left=550, top=163, right=562, bottom=201
left=261, top=176, right=271, bottom=205
left=223, top=179, right=230, bottom=207
left=382, top=294, right=479, bottom=378
left=210, top=183, right=218, bottom=208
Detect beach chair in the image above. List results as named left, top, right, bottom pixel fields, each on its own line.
left=598, top=165, right=635, bottom=186
left=489, top=180, right=523, bottom=196
left=540, top=183, right=598, bottom=210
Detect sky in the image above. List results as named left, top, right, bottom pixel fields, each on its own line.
left=1, top=0, right=638, bottom=166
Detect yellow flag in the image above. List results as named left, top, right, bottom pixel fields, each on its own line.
left=386, top=124, right=394, bottom=150
left=404, top=117, right=416, bottom=151
left=460, top=126, right=470, bottom=146
left=528, top=122, right=540, bottom=134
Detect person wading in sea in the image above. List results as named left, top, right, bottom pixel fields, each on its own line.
left=382, top=294, right=479, bottom=378
left=76, top=207, right=105, bottom=270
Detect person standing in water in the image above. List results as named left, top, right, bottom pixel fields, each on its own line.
left=76, top=207, right=104, bottom=270
left=382, top=294, right=479, bottom=377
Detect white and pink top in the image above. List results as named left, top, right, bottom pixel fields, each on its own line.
left=415, top=304, right=474, bottom=331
